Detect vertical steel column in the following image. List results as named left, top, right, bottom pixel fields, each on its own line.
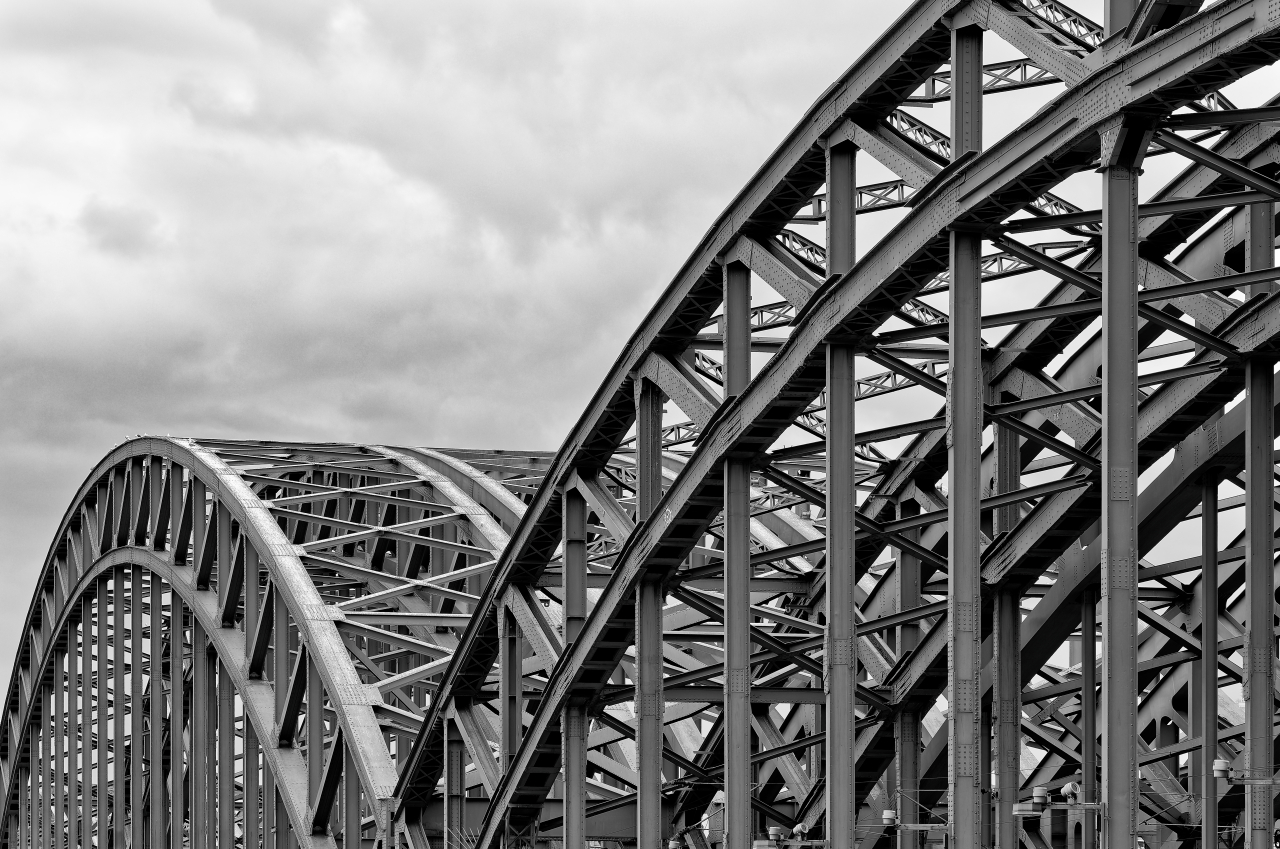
left=636, top=576, right=665, bottom=848
left=131, top=568, right=145, bottom=848
left=171, top=598, right=186, bottom=849
left=219, top=660, right=235, bottom=849
left=826, top=140, right=856, bottom=277
left=1100, top=124, right=1141, bottom=849
left=1081, top=590, right=1097, bottom=849
left=1243, top=354, right=1274, bottom=849
left=826, top=343, right=858, bottom=849
left=113, top=568, right=126, bottom=849
left=192, top=619, right=209, bottom=849
left=636, top=375, right=666, bottom=849
left=344, top=743, right=361, bottom=847
left=994, top=426, right=1020, bottom=849
left=499, top=609, right=521, bottom=771
left=444, top=720, right=466, bottom=849
left=948, top=22, right=984, bottom=849
left=41, top=690, right=49, bottom=849
left=274, top=587, right=291, bottom=849
left=247, top=718, right=261, bottom=849
left=96, top=581, right=108, bottom=849
left=307, top=657, right=323, bottom=809
left=53, top=653, right=64, bottom=849
left=562, top=484, right=588, bottom=849
left=722, top=259, right=752, bottom=849
left=151, top=577, right=166, bottom=849
left=204, top=634, right=216, bottom=849
left=1199, top=475, right=1219, bottom=849
left=18, top=761, right=27, bottom=849
left=897, top=502, right=921, bottom=849
left=77, top=602, right=88, bottom=849
left=1246, top=201, right=1276, bottom=297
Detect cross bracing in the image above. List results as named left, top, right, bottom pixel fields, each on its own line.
left=13, top=0, right=1280, bottom=848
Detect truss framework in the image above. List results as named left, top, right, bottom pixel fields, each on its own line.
left=11, top=0, right=1280, bottom=848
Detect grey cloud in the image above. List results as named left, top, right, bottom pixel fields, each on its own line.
left=0, top=0, right=899, bottom=673
left=78, top=197, right=164, bottom=256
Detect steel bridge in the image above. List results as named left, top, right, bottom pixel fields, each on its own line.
left=11, top=1, right=1280, bottom=848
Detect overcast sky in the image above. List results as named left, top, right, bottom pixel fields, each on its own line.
left=0, top=2, right=909, bottom=669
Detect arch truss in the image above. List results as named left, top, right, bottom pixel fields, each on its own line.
left=384, top=1, right=1280, bottom=849
left=17, top=0, right=1280, bottom=847
left=0, top=439, right=546, bottom=848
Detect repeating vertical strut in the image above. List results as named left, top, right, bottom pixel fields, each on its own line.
left=722, top=259, right=753, bottom=849
left=1100, top=115, right=1144, bottom=849
left=948, top=21, right=984, bottom=849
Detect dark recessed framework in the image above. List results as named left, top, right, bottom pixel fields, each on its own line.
left=9, top=0, right=1280, bottom=847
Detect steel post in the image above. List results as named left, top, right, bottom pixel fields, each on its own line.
left=132, top=567, right=145, bottom=848
left=994, top=425, right=1020, bottom=849
left=948, top=23, right=984, bottom=849
left=151, top=576, right=166, bottom=849
left=562, top=483, right=588, bottom=849
left=1243, top=354, right=1274, bottom=849
left=500, top=609, right=521, bottom=770
left=827, top=342, right=858, bottom=849
left=723, top=259, right=752, bottom=849
left=192, top=618, right=209, bottom=849
left=445, top=720, right=466, bottom=849
left=219, top=659, right=235, bottom=849
left=827, top=141, right=856, bottom=277
left=1246, top=201, right=1276, bottom=296
left=1198, top=474, right=1219, bottom=849
left=636, top=374, right=666, bottom=849
left=171, top=597, right=186, bottom=849
left=1081, top=590, right=1097, bottom=849
left=114, top=567, right=127, bottom=849
left=52, top=652, right=63, bottom=849
left=897, top=500, right=922, bottom=849
left=96, top=580, right=108, bottom=849
left=1101, top=138, right=1141, bottom=849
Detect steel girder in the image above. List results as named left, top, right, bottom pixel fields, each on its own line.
left=387, top=0, right=1280, bottom=848
left=0, top=438, right=545, bottom=848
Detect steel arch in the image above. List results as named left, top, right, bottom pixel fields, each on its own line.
left=0, top=438, right=542, bottom=848
left=386, top=0, right=1280, bottom=848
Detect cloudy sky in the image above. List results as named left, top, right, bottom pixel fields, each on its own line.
left=0, top=2, right=911, bottom=667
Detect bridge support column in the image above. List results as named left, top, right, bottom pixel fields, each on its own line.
left=500, top=608, right=521, bottom=772
left=151, top=575, right=167, bottom=849
left=1244, top=353, right=1274, bottom=849
left=896, top=501, right=921, bottom=849
left=562, top=484, right=588, bottom=849
left=723, top=259, right=752, bottom=849
left=994, top=424, right=1021, bottom=849
left=1196, top=473, right=1219, bottom=849
left=131, top=566, right=145, bottom=849
left=826, top=342, right=858, bottom=849
left=172, top=596, right=187, bottom=849
left=96, top=580, right=108, bottom=849
left=636, top=375, right=666, bottom=849
left=948, top=21, right=984, bottom=849
left=1081, top=589, right=1097, bottom=849
left=114, top=566, right=127, bottom=849
left=1100, top=116, right=1145, bottom=849
left=445, top=719, right=467, bottom=849
left=825, top=109, right=858, bottom=849
left=1246, top=199, right=1275, bottom=297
